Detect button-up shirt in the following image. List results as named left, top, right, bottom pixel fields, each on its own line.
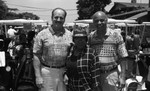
left=89, top=28, right=128, bottom=64
left=33, top=26, right=73, bottom=67
left=67, top=45, right=99, bottom=91
left=88, top=28, right=128, bottom=88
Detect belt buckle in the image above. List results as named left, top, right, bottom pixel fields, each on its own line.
left=50, top=65, right=65, bottom=68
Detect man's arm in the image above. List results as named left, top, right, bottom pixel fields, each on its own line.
left=33, top=54, right=42, bottom=78
left=33, top=54, right=43, bottom=88
left=117, top=33, right=128, bottom=87
left=119, top=57, right=127, bottom=85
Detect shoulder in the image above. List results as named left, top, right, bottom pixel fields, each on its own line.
left=64, top=28, right=73, bottom=37
left=111, top=30, right=123, bottom=39
left=35, top=28, right=50, bottom=41
left=109, top=29, right=124, bottom=43
left=88, top=31, right=96, bottom=41
left=36, top=28, right=49, bottom=36
left=89, top=31, right=96, bottom=37
left=65, top=28, right=72, bottom=34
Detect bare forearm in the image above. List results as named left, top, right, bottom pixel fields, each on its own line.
left=33, top=55, right=42, bottom=78
left=120, top=58, right=127, bottom=79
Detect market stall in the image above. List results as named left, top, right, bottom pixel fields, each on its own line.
left=0, top=19, right=48, bottom=37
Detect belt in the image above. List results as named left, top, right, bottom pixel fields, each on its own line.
left=100, top=66, right=117, bottom=73
left=41, top=62, right=65, bottom=68
left=44, top=64, right=65, bottom=68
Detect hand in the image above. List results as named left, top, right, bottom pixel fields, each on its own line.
left=118, top=76, right=125, bottom=89
left=16, top=45, right=22, bottom=51
left=63, top=74, right=68, bottom=85
left=36, top=77, right=44, bottom=88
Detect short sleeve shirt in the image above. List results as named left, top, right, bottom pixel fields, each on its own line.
left=33, top=26, right=73, bottom=66
left=89, top=28, right=128, bottom=63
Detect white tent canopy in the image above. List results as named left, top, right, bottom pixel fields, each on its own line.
left=0, top=19, right=48, bottom=24
left=64, top=22, right=89, bottom=27
left=74, top=18, right=137, bottom=24
left=0, top=19, right=48, bottom=38
left=115, top=23, right=144, bottom=27
left=143, top=22, right=150, bottom=25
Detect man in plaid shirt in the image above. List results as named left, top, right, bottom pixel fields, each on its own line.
left=66, top=29, right=99, bottom=91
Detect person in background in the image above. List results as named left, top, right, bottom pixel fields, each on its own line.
left=138, top=30, right=150, bottom=90
left=27, top=31, right=36, bottom=48
left=125, top=29, right=140, bottom=79
left=66, top=29, right=99, bottom=91
left=33, top=8, right=73, bottom=91
left=7, top=26, right=18, bottom=60
left=7, top=26, right=18, bottom=38
left=88, top=11, right=128, bottom=91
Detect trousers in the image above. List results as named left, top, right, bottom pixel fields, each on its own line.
left=39, top=67, right=66, bottom=91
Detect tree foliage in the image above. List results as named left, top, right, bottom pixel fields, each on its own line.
left=0, top=0, right=8, bottom=19
left=18, top=12, right=40, bottom=20
left=5, top=12, right=40, bottom=20
left=0, top=0, right=40, bottom=20
left=76, top=0, right=111, bottom=20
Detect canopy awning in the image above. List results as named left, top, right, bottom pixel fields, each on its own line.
left=74, top=18, right=137, bottom=24
left=115, top=23, right=145, bottom=27
left=126, top=12, right=148, bottom=20
left=0, top=19, right=48, bottom=25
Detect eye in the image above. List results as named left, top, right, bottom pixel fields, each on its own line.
left=94, top=19, right=106, bottom=23
left=54, top=16, right=64, bottom=20
left=99, top=19, right=105, bottom=22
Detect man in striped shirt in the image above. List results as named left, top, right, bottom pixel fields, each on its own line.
left=88, top=11, right=128, bottom=91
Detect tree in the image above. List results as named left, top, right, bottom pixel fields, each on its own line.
left=0, top=0, right=39, bottom=20
left=0, top=0, right=8, bottom=19
left=5, top=12, right=40, bottom=20
left=76, top=0, right=111, bottom=20
left=18, top=12, right=40, bottom=20
left=5, top=12, right=19, bottom=19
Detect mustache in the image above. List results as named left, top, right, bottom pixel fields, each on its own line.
left=97, top=23, right=106, bottom=27
left=55, top=21, right=62, bottom=24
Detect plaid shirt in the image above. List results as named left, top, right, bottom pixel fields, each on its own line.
left=66, top=45, right=99, bottom=91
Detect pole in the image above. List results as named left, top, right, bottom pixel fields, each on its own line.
left=148, top=0, right=150, bottom=21
left=4, top=24, right=8, bottom=38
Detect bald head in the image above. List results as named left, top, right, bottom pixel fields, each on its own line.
left=92, top=11, right=108, bottom=34
left=92, top=11, right=108, bottom=23
left=51, top=8, right=67, bottom=19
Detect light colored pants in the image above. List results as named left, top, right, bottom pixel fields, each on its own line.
left=39, top=67, right=66, bottom=91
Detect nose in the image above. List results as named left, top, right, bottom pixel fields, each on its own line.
left=98, top=21, right=102, bottom=24
left=56, top=17, right=61, bottom=21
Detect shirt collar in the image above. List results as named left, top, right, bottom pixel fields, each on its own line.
left=93, top=27, right=112, bottom=37
left=49, top=25, right=55, bottom=35
left=49, top=25, right=65, bottom=36
left=68, top=44, right=88, bottom=58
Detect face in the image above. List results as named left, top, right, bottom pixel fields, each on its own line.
left=93, top=12, right=108, bottom=32
left=52, top=9, right=66, bottom=28
left=73, top=37, right=87, bottom=49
